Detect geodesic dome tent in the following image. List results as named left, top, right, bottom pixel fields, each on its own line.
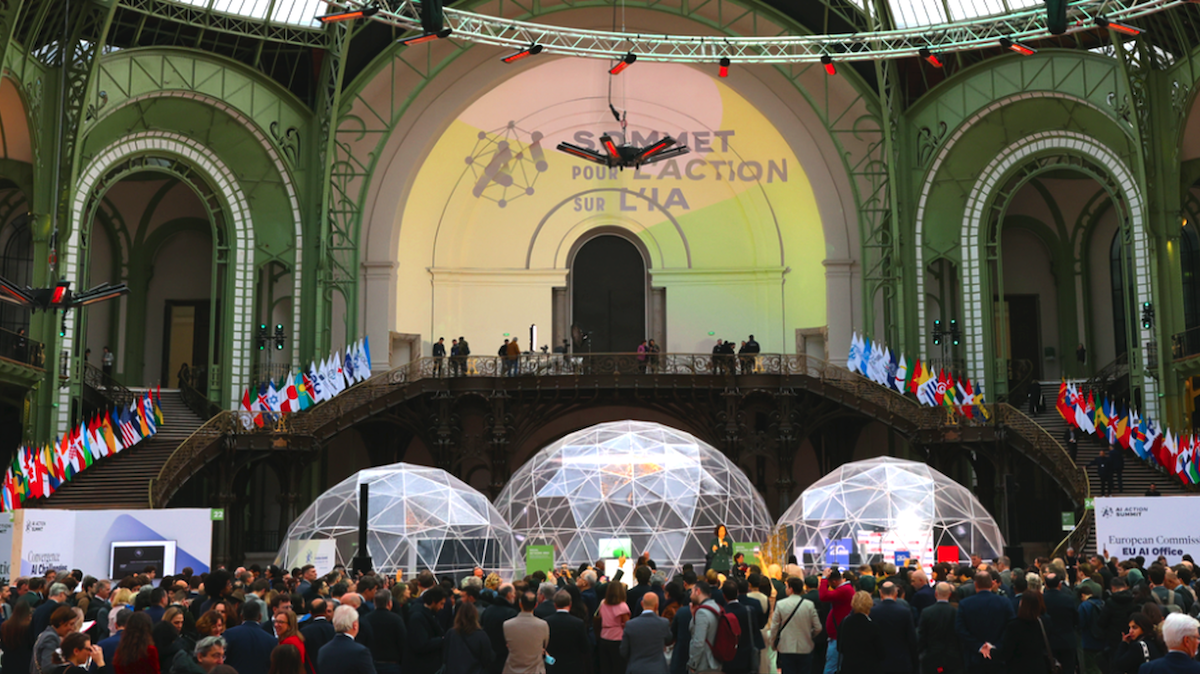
left=495, top=421, right=773, bottom=575
left=778, top=456, right=1004, bottom=570
left=277, top=463, right=519, bottom=578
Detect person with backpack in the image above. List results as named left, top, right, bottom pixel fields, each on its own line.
left=1149, top=566, right=1186, bottom=615
left=717, top=582, right=752, bottom=674
left=770, top=577, right=820, bottom=674
left=687, top=581, right=724, bottom=674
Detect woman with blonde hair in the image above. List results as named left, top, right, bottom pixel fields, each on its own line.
left=832, top=591, right=883, bottom=674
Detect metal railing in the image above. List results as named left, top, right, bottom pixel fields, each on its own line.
left=1052, top=508, right=1095, bottom=559
left=178, top=364, right=220, bottom=420
left=149, top=352, right=1087, bottom=508
left=83, top=362, right=136, bottom=408
left=1172, top=326, right=1200, bottom=361
left=0, top=326, right=44, bottom=369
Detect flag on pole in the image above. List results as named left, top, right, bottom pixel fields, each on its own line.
left=848, top=333, right=862, bottom=374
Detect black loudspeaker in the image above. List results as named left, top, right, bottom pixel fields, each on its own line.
left=420, top=0, right=444, bottom=33
left=1045, top=0, right=1067, bottom=34
left=1004, top=545, right=1026, bottom=570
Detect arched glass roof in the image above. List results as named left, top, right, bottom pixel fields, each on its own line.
left=159, top=0, right=1051, bottom=32
left=163, top=0, right=326, bottom=27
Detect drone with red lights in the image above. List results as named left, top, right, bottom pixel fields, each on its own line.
left=556, top=134, right=689, bottom=170
left=0, top=278, right=129, bottom=312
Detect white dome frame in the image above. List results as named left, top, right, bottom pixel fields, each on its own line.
left=779, top=456, right=1005, bottom=571
left=277, top=462, right=520, bottom=578
left=494, top=420, right=774, bottom=576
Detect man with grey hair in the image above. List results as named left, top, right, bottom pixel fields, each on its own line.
left=462, top=575, right=484, bottom=591
left=320, top=605, right=378, bottom=674
left=1139, top=613, right=1200, bottom=673
left=578, top=570, right=600, bottom=616
left=338, top=592, right=374, bottom=647
left=172, top=635, right=227, bottom=672
left=31, top=582, right=70, bottom=636
left=917, top=583, right=960, bottom=674
left=533, top=582, right=559, bottom=619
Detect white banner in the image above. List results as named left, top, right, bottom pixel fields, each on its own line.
left=1094, top=496, right=1200, bottom=565
left=11, top=509, right=212, bottom=579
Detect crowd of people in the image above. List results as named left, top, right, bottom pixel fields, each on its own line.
left=3, top=546, right=1200, bottom=674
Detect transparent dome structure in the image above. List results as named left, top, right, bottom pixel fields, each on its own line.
left=495, top=421, right=773, bottom=575
left=779, top=456, right=1004, bottom=569
left=277, top=463, right=519, bottom=578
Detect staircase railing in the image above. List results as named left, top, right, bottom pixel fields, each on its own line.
left=177, top=364, right=220, bottom=420
left=149, top=352, right=1090, bottom=509
left=1052, top=508, right=1095, bottom=558
left=83, top=362, right=136, bottom=408
left=1086, top=353, right=1129, bottom=399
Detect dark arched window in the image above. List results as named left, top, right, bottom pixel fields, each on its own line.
left=1110, top=230, right=1139, bottom=358
left=1182, top=218, right=1200, bottom=331
left=0, top=215, right=31, bottom=334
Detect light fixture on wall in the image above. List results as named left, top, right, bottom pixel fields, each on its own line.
left=999, top=38, right=1037, bottom=55
left=1095, top=17, right=1143, bottom=36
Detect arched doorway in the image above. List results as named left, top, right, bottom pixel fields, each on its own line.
left=570, top=235, right=647, bottom=353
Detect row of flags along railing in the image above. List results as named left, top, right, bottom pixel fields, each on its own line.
left=238, top=337, right=372, bottom=425
left=848, top=332, right=991, bottom=421
left=3, top=389, right=165, bottom=510
left=1055, top=381, right=1199, bottom=486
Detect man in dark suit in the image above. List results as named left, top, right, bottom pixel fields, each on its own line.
left=31, top=583, right=69, bottom=636
left=667, top=591, right=692, bottom=674
left=534, top=583, right=559, bottom=620
left=954, top=573, right=1013, bottom=673
left=545, top=591, right=591, bottom=674
left=917, top=582, right=961, bottom=674
left=1041, top=573, right=1078, bottom=674
left=720, top=581, right=753, bottom=674
left=626, top=566, right=658, bottom=618
left=224, top=601, right=279, bottom=674
left=1138, top=613, right=1200, bottom=673
left=871, top=581, right=918, bottom=674
left=482, top=584, right=520, bottom=674
left=319, top=605, right=378, bottom=674
left=735, top=578, right=765, bottom=667
left=407, top=586, right=447, bottom=674
left=621, top=593, right=672, bottom=674
left=366, top=588, right=407, bottom=674
left=300, top=599, right=337, bottom=666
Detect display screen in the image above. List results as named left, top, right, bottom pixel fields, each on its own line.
left=111, top=540, right=176, bottom=579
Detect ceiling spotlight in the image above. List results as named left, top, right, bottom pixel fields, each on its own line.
left=821, top=54, right=836, bottom=76
left=999, top=37, right=1037, bottom=55
left=610, top=52, right=636, bottom=75
left=919, top=47, right=944, bottom=68
left=317, top=5, right=379, bottom=22
left=1095, top=17, right=1143, bottom=36
left=718, top=57, right=730, bottom=78
left=398, top=27, right=452, bottom=45
left=502, top=43, right=544, bottom=63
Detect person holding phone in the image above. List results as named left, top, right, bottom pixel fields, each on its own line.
left=52, top=632, right=106, bottom=673
left=708, top=525, right=733, bottom=574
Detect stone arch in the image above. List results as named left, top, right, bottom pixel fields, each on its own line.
left=86, top=89, right=304, bottom=368
left=913, top=91, right=1134, bottom=361
left=957, top=132, right=1152, bottom=412
left=58, top=131, right=256, bottom=433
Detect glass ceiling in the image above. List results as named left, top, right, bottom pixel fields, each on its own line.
left=166, top=0, right=327, bottom=27
left=163, top=0, right=1047, bottom=32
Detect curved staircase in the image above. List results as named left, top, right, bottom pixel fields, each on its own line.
left=37, top=390, right=207, bottom=509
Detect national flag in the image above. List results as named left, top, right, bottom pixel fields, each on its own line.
left=917, top=369, right=937, bottom=406
left=142, top=395, right=157, bottom=435
left=266, top=381, right=281, bottom=413
left=153, top=389, right=165, bottom=426
left=120, top=407, right=139, bottom=448
left=1056, top=381, right=1072, bottom=425
left=1085, top=392, right=1097, bottom=434
left=848, top=333, right=862, bottom=374
left=860, top=339, right=873, bottom=379
left=1069, top=386, right=1095, bottom=434
left=281, top=372, right=300, bottom=413
left=942, top=373, right=957, bottom=414
left=934, top=370, right=948, bottom=406
left=972, top=381, right=991, bottom=421
left=343, top=347, right=357, bottom=385
left=908, top=359, right=922, bottom=395
left=960, top=378, right=975, bottom=419
left=362, top=335, right=372, bottom=370
left=1094, top=396, right=1109, bottom=436
left=1144, top=420, right=1163, bottom=464
left=102, top=413, right=120, bottom=455
left=1116, top=411, right=1132, bottom=451
left=297, top=373, right=312, bottom=411
left=1131, top=416, right=1148, bottom=459
left=893, top=353, right=908, bottom=393
left=1187, top=437, right=1200, bottom=484
left=242, top=388, right=253, bottom=413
